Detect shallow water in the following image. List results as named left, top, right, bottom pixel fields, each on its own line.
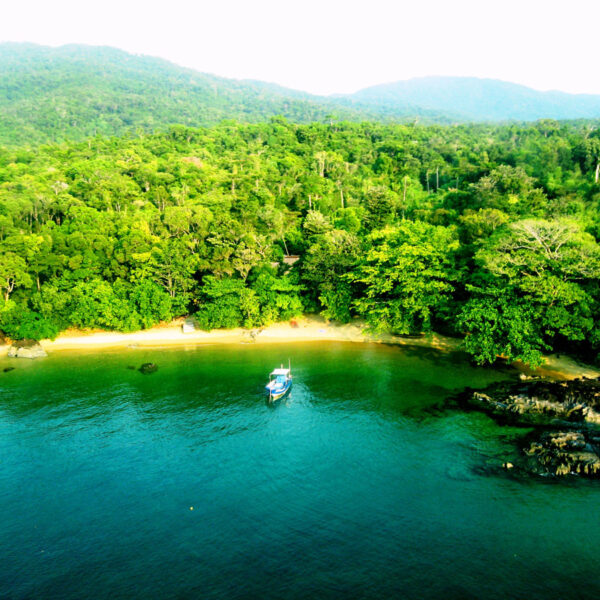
left=1, top=342, right=599, bottom=599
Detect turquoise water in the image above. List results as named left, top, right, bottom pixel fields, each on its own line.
left=1, top=342, right=599, bottom=599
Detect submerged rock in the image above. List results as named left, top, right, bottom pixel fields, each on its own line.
left=7, top=340, right=47, bottom=359
left=3, top=367, right=15, bottom=373
left=139, top=362, right=158, bottom=374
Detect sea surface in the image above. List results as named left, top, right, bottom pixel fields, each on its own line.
left=1, top=342, right=599, bottom=599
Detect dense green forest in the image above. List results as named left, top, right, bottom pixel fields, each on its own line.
left=1, top=119, right=600, bottom=365
left=0, top=43, right=454, bottom=147
left=9, top=44, right=600, bottom=149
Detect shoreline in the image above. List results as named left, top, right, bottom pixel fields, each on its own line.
left=0, top=316, right=598, bottom=380
left=0, top=316, right=464, bottom=352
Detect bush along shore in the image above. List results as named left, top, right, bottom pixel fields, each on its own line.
left=456, top=377, right=600, bottom=478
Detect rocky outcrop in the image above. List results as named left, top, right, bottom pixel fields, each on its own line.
left=463, top=378, right=600, bottom=428
left=523, top=431, right=600, bottom=477
left=459, top=377, right=600, bottom=478
left=7, top=340, right=47, bottom=359
left=139, top=362, right=158, bottom=374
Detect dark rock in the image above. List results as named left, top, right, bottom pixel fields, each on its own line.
left=457, top=378, right=600, bottom=478
left=126, top=365, right=136, bottom=370
left=521, top=431, right=600, bottom=477
left=139, top=363, right=158, bottom=374
left=458, top=378, right=600, bottom=428
left=3, top=367, right=15, bottom=373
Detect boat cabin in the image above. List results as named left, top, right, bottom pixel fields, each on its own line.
left=269, top=368, right=290, bottom=384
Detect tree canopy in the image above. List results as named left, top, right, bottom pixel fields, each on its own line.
left=2, top=118, right=600, bottom=366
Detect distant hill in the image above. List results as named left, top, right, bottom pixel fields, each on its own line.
left=0, top=43, right=450, bottom=146
left=344, top=76, right=600, bottom=122
left=3, top=44, right=600, bottom=147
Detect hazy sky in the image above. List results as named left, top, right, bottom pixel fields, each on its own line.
left=3, top=0, right=599, bottom=96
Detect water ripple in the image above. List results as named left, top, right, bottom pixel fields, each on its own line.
left=1, top=343, right=598, bottom=599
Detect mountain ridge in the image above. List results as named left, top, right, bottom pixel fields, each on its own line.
left=2, top=43, right=600, bottom=146
left=0, top=43, right=394, bottom=145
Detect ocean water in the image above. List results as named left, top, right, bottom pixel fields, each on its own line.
left=1, top=342, right=599, bottom=599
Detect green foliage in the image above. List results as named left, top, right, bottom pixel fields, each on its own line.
left=351, top=222, right=458, bottom=334
left=302, top=229, right=360, bottom=322
left=363, top=186, right=399, bottom=230
left=319, top=286, right=355, bottom=323
left=459, top=219, right=600, bottom=362
left=5, top=44, right=600, bottom=148
left=0, top=300, right=60, bottom=341
left=1, top=117, right=600, bottom=366
left=250, top=272, right=304, bottom=324
left=69, top=279, right=141, bottom=332
left=458, top=289, right=547, bottom=366
left=195, top=274, right=303, bottom=330
left=458, top=208, right=509, bottom=243
left=128, top=280, right=174, bottom=329
left=0, top=252, right=32, bottom=301
left=0, top=43, right=440, bottom=148
left=195, top=277, right=260, bottom=330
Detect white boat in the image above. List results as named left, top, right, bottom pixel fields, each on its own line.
left=265, top=365, right=292, bottom=401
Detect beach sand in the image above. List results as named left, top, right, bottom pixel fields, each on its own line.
left=0, top=315, right=597, bottom=380
left=0, top=316, right=461, bottom=352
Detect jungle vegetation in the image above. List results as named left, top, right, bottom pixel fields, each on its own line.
left=1, top=118, right=600, bottom=366
left=9, top=44, right=600, bottom=148
left=0, top=43, right=453, bottom=147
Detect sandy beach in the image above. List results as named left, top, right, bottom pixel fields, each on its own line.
left=0, top=315, right=597, bottom=380
left=0, top=316, right=463, bottom=353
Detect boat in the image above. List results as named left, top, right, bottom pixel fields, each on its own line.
left=265, top=364, right=292, bottom=401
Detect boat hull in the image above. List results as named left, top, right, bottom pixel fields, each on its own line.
left=266, top=380, right=292, bottom=401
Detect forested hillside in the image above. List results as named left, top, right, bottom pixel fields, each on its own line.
left=0, top=43, right=452, bottom=146
left=2, top=119, right=600, bottom=365
left=12, top=44, right=600, bottom=148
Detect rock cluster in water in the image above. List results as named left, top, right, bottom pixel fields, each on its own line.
left=459, top=377, right=600, bottom=478
left=7, top=339, right=47, bottom=359
left=469, top=378, right=600, bottom=427
left=523, top=431, right=600, bottom=477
